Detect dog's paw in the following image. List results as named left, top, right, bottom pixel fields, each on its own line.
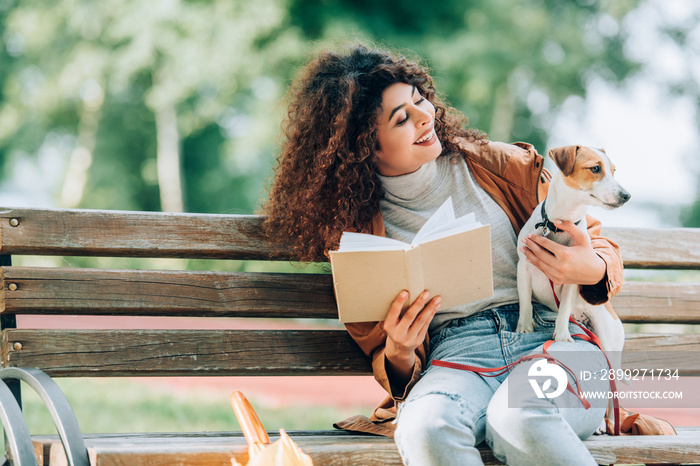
left=553, top=330, right=573, bottom=343
left=594, top=419, right=607, bottom=435
left=516, top=320, right=534, bottom=333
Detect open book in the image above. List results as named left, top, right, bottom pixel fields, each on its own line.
left=329, top=197, right=493, bottom=323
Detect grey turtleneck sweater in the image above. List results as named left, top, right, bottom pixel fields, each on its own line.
left=377, top=154, right=520, bottom=335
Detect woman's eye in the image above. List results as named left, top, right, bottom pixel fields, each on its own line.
left=395, top=98, right=426, bottom=126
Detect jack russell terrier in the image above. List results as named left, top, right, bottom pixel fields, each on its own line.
left=515, top=145, right=630, bottom=361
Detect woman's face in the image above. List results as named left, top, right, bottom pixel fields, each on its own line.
left=373, top=82, right=442, bottom=177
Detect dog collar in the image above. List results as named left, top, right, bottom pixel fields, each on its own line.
left=534, top=200, right=581, bottom=236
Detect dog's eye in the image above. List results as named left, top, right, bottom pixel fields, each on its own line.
left=589, top=166, right=601, bottom=174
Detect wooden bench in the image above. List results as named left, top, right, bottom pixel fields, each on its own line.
left=0, top=206, right=699, bottom=465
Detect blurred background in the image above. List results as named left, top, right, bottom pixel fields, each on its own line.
left=2, top=0, right=700, bottom=436
left=2, top=0, right=699, bottom=227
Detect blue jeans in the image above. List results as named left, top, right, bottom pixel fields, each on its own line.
left=394, top=304, right=609, bottom=466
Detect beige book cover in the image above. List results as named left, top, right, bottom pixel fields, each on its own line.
left=329, top=198, right=493, bottom=323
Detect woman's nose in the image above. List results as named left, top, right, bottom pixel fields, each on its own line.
left=415, top=106, right=432, bottom=126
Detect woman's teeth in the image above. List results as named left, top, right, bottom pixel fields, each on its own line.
left=415, top=131, right=434, bottom=144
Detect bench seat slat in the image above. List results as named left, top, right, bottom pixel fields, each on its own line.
left=39, top=428, right=700, bottom=466
left=2, top=329, right=699, bottom=377
left=1, top=267, right=336, bottom=318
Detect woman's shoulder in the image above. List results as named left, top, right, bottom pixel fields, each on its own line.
left=453, top=137, right=541, bottom=174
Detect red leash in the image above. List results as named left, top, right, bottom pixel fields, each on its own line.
left=432, top=340, right=591, bottom=409
left=549, top=281, right=619, bottom=434
left=569, top=317, right=621, bottom=435
left=550, top=280, right=561, bottom=308
left=432, top=317, right=621, bottom=435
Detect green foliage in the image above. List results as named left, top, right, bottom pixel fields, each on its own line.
left=0, top=0, right=684, bottom=217
left=0, top=0, right=305, bottom=214
left=682, top=190, right=700, bottom=228
left=3, top=378, right=360, bottom=448
left=288, top=0, right=643, bottom=152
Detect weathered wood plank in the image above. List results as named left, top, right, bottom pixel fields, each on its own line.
left=32, top=437, right=53, bottom=466
left=602, top=226, right=700, bottom=269
left=3, top=329, right=700, bottom=377
left=2, top=208, right=700, bottom=268
left=45, top=433, right=405, bottom=466
left=623, top=333, right=700, bottom=374
left=584, top=426, right=700, bottom=464
left=48, top=433, right=408, bottom=466
left=611, top=281, right=700, bottom=323
left=0, top=208, right=285, bottom=261
left=624, top=332, right=700, bottom=352
left=1, top=267, right=335, bottom=318
left=41, top=428, right=700, bottom=466
left=1, top=329, right=372, bottom=377
left=3, top=267, right=700, bottom=324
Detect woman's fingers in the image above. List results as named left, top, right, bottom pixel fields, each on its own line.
left=522, top=234, right=557, bottom=265
left=520, top=222, right=605, bottom=285
left=384, top=290, right=440, bottom=345
left=411, top=296, right=440, bottom=340
left=385, top=290, right=410, bottom=327
left=402, top=290, right=431, bottom=321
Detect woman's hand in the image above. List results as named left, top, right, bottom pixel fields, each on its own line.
left=520, top=219, right=606, bottom=286
left=383, top=290, right=441, bottom=387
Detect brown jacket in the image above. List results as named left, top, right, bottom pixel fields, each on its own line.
left=334, top=139, right=624, bottom=437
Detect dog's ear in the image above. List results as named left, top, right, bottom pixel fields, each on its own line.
left=549, top=145, right=579, bottom=176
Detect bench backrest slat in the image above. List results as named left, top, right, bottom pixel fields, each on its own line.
left=2, top=208, right=700, bottom=268
left=1, top=267, right=335, bottom=318
left=0, top=208, right=280, bottom=260
left=2, top=329, right=696, bottom=377
left=2, top=267, right=699, bottom=323
left=1, top=329, right=372, bottom=377
left=602, top=227, right=700, bottom=269
left=612, top=282, right=700, bottom=324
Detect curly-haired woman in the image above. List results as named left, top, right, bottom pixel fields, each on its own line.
left=262, top=43, right=619, bottom=465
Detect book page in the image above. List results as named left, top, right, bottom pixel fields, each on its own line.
left=413, top=197, right=482, bottom=245
left=412, top=197, right=456, bottom=245
left=337, top=231, right=408, bottom=251
left=418, top=212, right=480, bottom=243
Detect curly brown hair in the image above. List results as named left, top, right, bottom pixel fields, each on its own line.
left=261, top=43, right=484, bottom=263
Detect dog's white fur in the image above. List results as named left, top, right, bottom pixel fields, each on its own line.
left=515, top=145, right=630, bottom=432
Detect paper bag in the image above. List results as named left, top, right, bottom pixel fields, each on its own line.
left=230, top=391, right=314, bottom=466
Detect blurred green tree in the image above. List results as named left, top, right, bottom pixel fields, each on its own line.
left=0, top=0, right=304, bottom=213
left=288, top=0, right=642, bottom=152
left=2, top=0, right=688, bottom=217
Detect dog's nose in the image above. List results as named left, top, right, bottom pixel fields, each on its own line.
left=619, top=190, right=631, bottom=204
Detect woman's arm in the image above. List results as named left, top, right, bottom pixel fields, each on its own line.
left=344, top=290, right=441, bottom=400
left=383, top=291, right=441, bottom=388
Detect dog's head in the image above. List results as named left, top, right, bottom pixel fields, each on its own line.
left=548, top=145, right=631, bottom=209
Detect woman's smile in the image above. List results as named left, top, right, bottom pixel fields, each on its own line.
left=414, top=129, right=436, bottom=145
